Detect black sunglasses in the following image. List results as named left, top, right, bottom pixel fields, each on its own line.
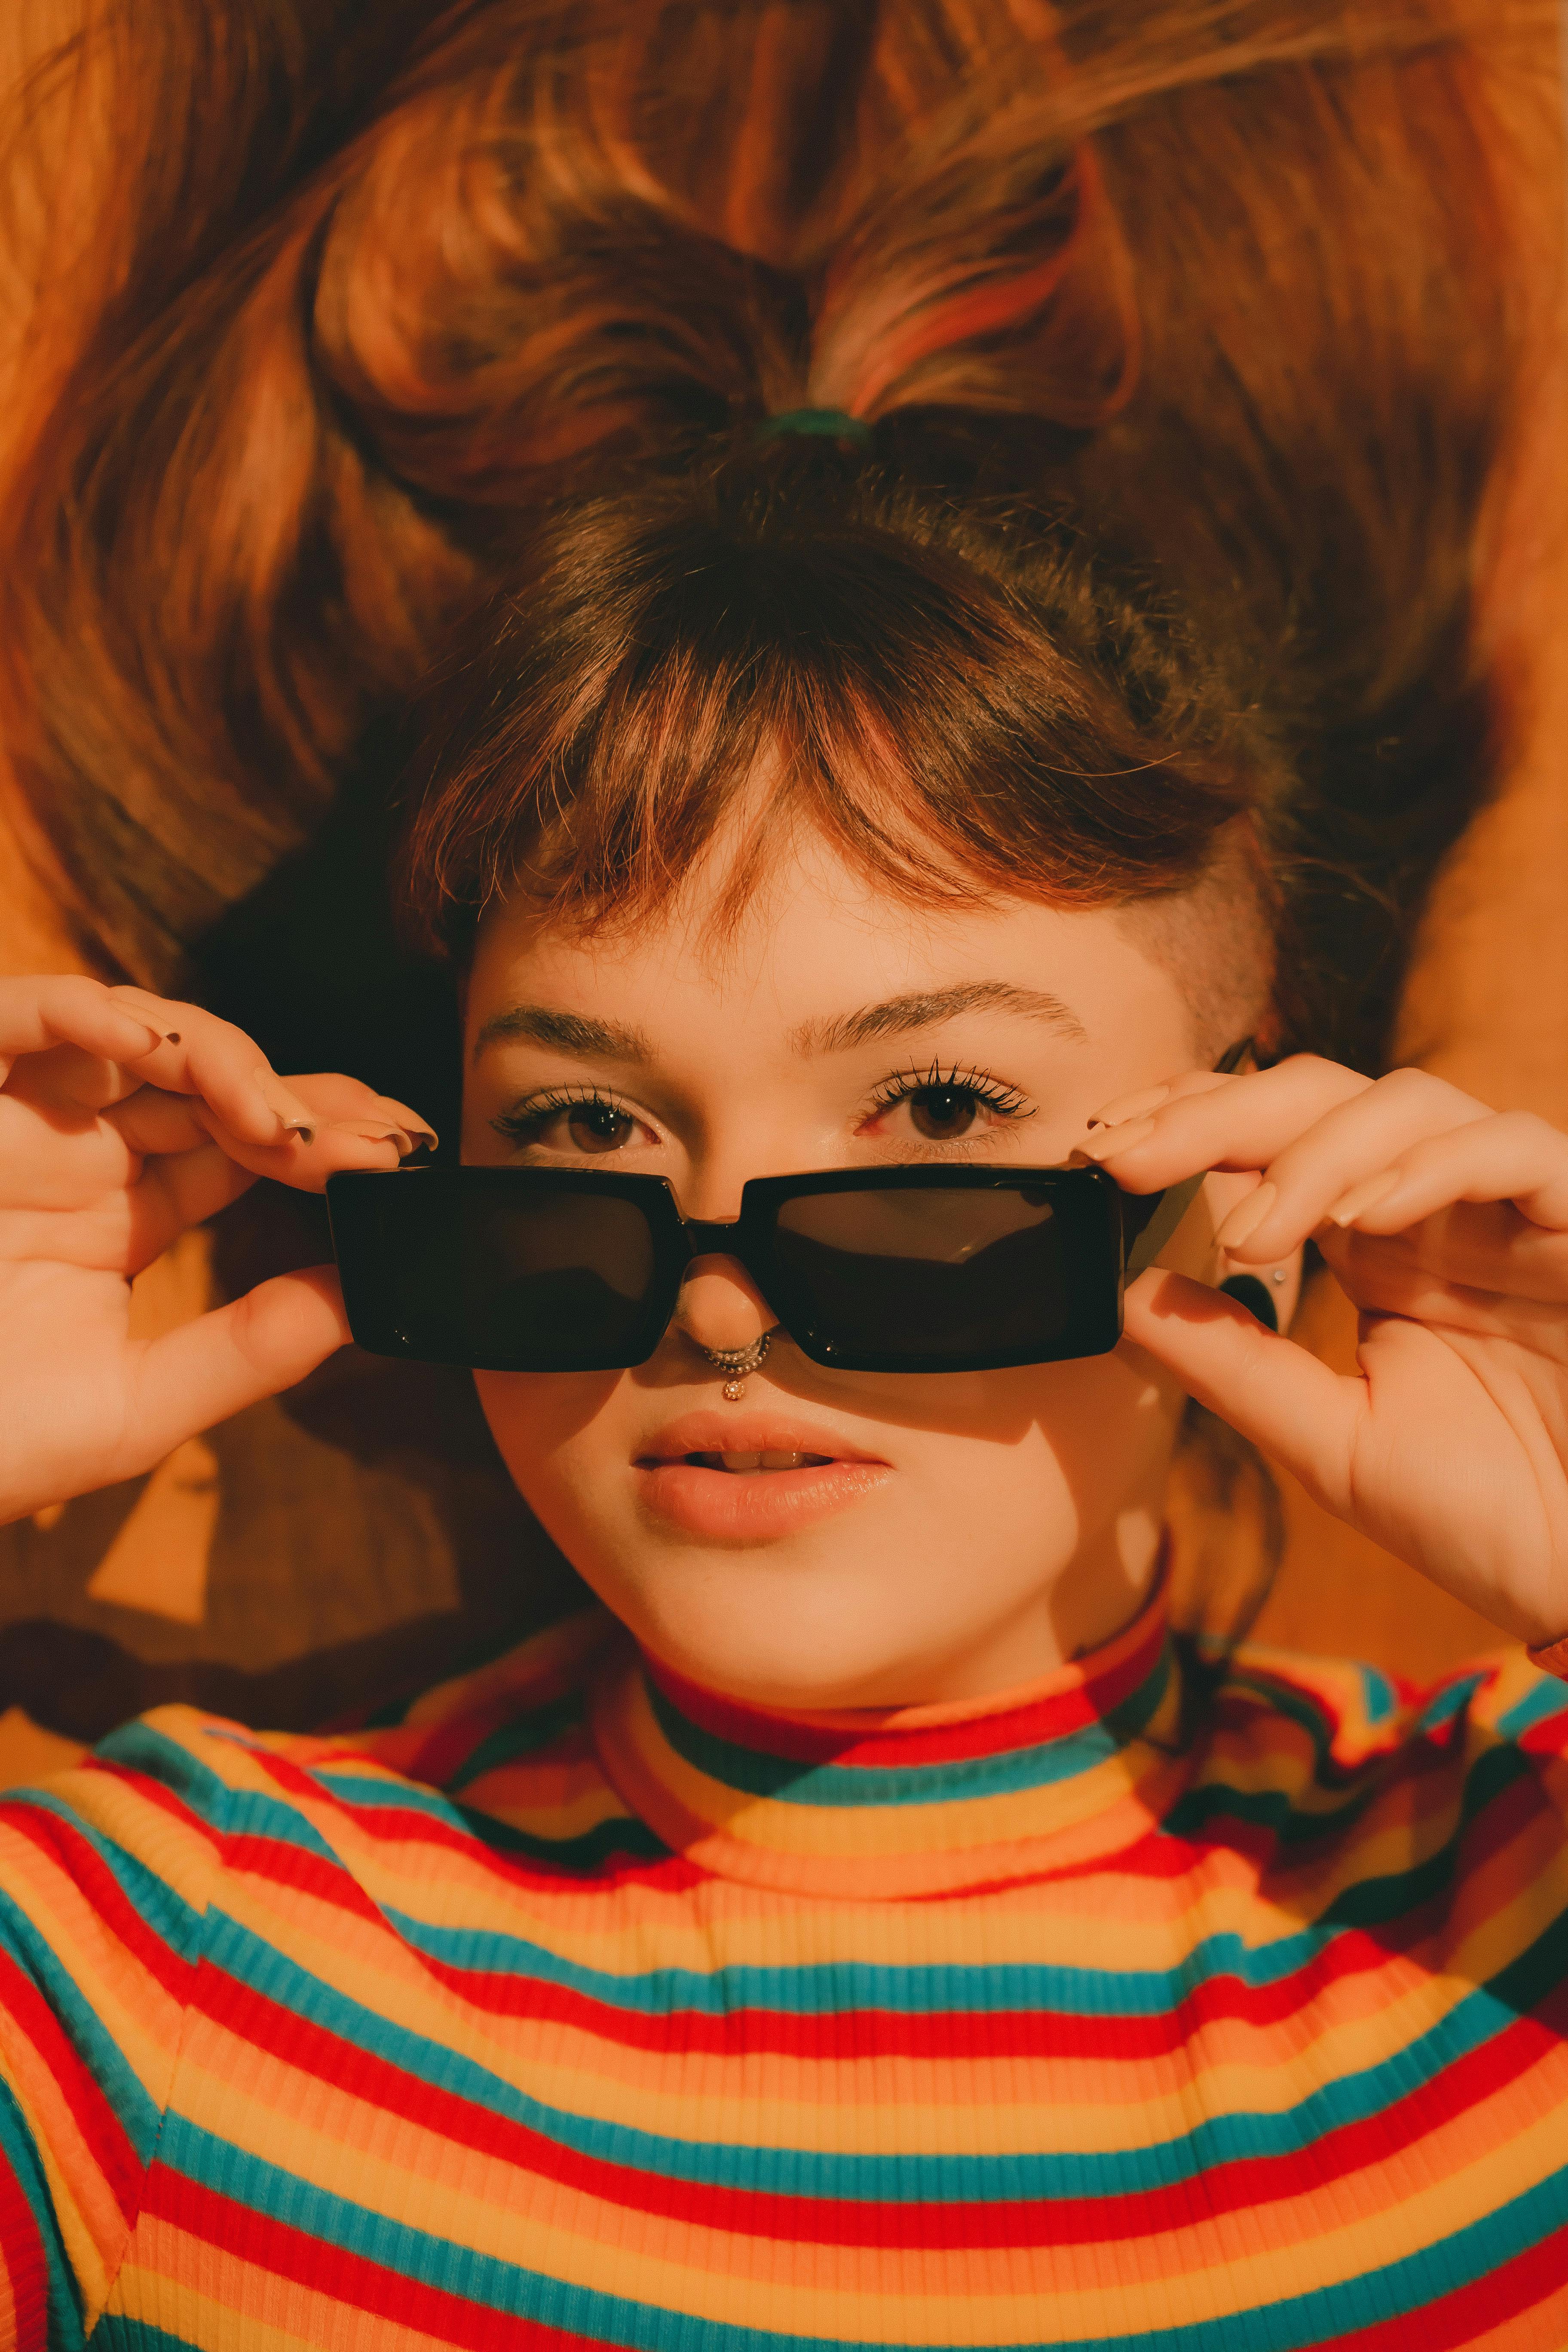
left=325, top=1044, right=1248, bottom=1376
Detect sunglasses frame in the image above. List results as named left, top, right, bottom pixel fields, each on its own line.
left=326, top=1158, right=1209, bottom=1377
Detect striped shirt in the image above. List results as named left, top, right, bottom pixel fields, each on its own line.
left=1, top=1583, right=1566, bottom=2348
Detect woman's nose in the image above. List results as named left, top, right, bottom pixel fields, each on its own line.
left=669, top=1257, right=778, bottom=1356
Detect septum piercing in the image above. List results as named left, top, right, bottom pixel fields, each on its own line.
left=700, top=1331, right=774, bottom=1402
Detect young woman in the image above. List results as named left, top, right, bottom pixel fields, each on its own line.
left=0, top=0, right=1562, bottom=1742
left=2, top=429, right=1567, bottom=2348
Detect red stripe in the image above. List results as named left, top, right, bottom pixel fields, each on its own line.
left=646, top=1618, right=1167, bottom=1770
left=140, top=2141, right=1568, bottom=2352
left=1330, top=2209, right=1568, bottom=2352
left=0, top=1798, right=197, bottom=2017
left=143, top=2166, right=576, bottom=2350
left=244, top=1747, right=662, bottom=1889
left=189, top=1957, right=1563, bottom=2253
left=0, top=1949, right=144, bottom=2220
left=0, top=2101, right=52, bottom=2352
left=406, top=1884, right=1454, bottom=2061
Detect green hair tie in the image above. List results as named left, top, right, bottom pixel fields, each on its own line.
left=753, top=407, right=874, bottom=447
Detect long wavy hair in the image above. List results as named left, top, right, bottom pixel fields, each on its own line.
left=0, top=0, right=1555, bottom=1074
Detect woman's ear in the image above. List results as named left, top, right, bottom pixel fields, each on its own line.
left=1219, top=1245, right=1305, bottom=1334
left=1160, top=1173, right=1306, bottom=1333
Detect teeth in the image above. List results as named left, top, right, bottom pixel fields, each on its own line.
left=681, top=1451, right=829, bottom=1474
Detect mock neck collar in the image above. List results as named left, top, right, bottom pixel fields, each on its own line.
left=588, top=1577, right=1190, bottom=1897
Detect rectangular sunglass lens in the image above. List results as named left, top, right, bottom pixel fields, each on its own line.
left=772, top=1185, right=1073, bottom=1365
left=330, top=1174, right=662, bottom=1370
left=462, top=1186, right=659, bottom=1368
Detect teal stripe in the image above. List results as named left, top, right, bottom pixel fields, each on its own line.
left=9, top=1785, right=210, bottom=1969
left=1497, top=1673, right=1568, bottom=1743
left=1166, top=1723, right=1530, bottom=1862
left=200, top=1901, right=1562, bottom=2205
left=0, top=2069, right=87, bottom=2351
left=142, top=2118, right=1568, bottom=2352
left=446, top=1688, right=585, bottom=1792
left=0, top=1880, right=175, bottom=2165
left=1356, top=1661, right=1400, bottom=1725
left=644, top=1645, right=1172, bottom=1808
left=1418, top=1672, right=1485, bottom=1734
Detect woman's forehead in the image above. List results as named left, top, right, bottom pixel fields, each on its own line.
left=466, top=845, right=1205, bottom=1070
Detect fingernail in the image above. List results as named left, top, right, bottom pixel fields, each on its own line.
left=373, top=1097, right=438, bottom=1149
left=1079, top=1114, right=1158, bottom=1162
left=1088, top=1083, right=1171, bottom=1130
left=1327, top=1170, right=1400, bottom=1227
left=255, top=1068, right=317, bottom=1144
left=328, top=1119, right=415, bottom=1156
left=119, top=1019, right=169, bottom=1052
left=1215, top=1182, right=1277, bottom=1253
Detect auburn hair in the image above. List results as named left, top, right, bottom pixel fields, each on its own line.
left=0, top=0, right=1556, bottom=1067
left=399, top=437, right=1284, bottom=992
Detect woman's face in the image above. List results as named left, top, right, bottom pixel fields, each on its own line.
left=462, top=824, right=1263, bottom=1706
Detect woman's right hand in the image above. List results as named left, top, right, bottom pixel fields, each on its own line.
left=0, top=975, right=437, bottom=1528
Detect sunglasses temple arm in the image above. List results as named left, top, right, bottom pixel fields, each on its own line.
left=1122, top=1171, right=1208, bottom=1281
left=1120, top=1038, right=1251, bottom=1282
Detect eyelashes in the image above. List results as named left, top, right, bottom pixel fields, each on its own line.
left=866, top=1062, right=1031, bottom=1124
left=491, top=1084, right=638, bottom=1147
left=493, top=1063, right=1035, bottom=1153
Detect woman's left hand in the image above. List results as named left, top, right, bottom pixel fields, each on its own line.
left=1086, top=1054, right=1568, bottom=1647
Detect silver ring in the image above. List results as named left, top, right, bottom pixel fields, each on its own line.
left=699, top=1332, right=773, bottom=1380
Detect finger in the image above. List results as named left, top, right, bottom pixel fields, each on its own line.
left=1216, top=1068, right=1496, bottom=1263
left=1088, top=1068, right=1235, bottom=1130
left=1081, top=1056, right=1375, bottom=1194
left=1, top=1041, right=149, bottom=1115
left=1320, top=1204, right=1568, bottom=1313
left=105, top=1087, right=213, bottom=1157
left=0, top=974, right=165, bottom=1087
left=1121, top=1264, right=1364, bottom=1516
left=1321, top=1111, right=1568, bottom=1238
left=285, top=1073, right=439, bottom=1151
left=114, top=1267, right=352, bottom=1474
left=1315, top=1221, right=1568, bottom=1350
left=124, top=1142, right=262, bottom=1272
left=104, top=989, right=317, bottom=1148
left=194, top=1102, right=410, bottom=1193
left=1083, top=1059, right=1496, bottom=1268
left=108, top=1074, right=435, bottom=1173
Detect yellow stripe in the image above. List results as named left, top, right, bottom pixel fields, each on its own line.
left=129, top=2049, right=1568, bottom=2345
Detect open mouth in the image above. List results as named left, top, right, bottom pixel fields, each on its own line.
left=677, top=1450, right=835, bottom=1475
left=633, top=1415, right=891, bottom=1536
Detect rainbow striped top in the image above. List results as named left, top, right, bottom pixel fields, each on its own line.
left=2, top=1584, right=1567, bottom=2349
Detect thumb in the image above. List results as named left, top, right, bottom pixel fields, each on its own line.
left=119, top=1267, right=353, bottom=1476
left=1121, top=1266, right=1363, bottom=1516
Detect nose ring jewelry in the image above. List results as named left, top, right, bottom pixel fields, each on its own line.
left=700, top=1331, right=774, bottom=1402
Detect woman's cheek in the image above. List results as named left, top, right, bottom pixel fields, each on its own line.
left=473, top=1368, right=624, bottom=1502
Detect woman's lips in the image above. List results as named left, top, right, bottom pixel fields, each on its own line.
left=633, top=1411, right=892, bottom=1540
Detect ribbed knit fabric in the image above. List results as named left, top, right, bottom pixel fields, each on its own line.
left=2, top=1582, right=1567, bottom=2349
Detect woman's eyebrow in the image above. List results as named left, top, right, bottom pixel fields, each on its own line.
left=794, top=982, right=1088, bottom=1055
left=471, top=1003, right=655, bottom=1064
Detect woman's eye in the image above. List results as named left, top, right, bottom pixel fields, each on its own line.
left=560, top=1102, right=637, bottom=1155
left=495, top=1095, right=647, bottom=1155
left=906, top=1084, right=983, bottom=1141
left=861, top=1069, right=1029, bottom=1146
